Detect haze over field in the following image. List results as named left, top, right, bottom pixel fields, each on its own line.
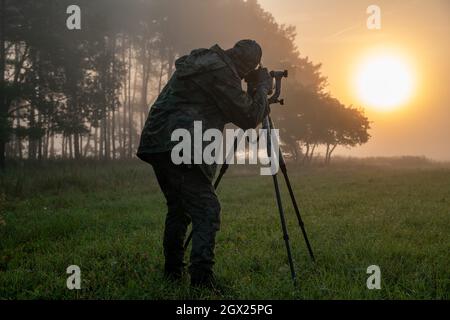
left=259, top=0, right=450, bottom=160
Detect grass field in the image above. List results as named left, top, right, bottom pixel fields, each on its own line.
left=0, top=159, right=449, bottom=299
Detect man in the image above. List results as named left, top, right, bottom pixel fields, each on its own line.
left=137, top=39, right=272, bottom=288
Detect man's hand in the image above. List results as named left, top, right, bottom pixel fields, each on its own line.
left=245, top=67, right=273, bottom=95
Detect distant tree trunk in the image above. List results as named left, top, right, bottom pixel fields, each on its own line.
left=110, top=36, right=117, bottom=160
left=167, top=47, right=175, bottom=78
left=286, top=140, right=299, bottom=162
left=65, top=135, right=68, bottom=159
left=68, top=135, right=73, bottom=159
left=140, top=104, right=144, bottom=131
left=79, top=135, right=82, bottom=157
left=325, top=143, right=330, bottom=164
left=127, top=44, right=133, bottom=158
left=37, top=109, right=42, bottom=160
left=129, top=60, right=138, bottom=158
left=157, top=59, right=165, bottom=94
left=49, top=131, right=54, bottom=159
left=117, top=102, right=123, bottom=158
left=103, top=37, right=110, bottom=161
left=111, top=109, right=116, bottom=160
left=302, top=142, right=310, bottom=164
left=140, top=58, right=148, bottom=131
left=28, top=107, right=37, bottom=160
left=99, top=118, right=105, bottom=160
left=140, top=106, right=145, bottom=131
left=121, top=35, right=128, bottom=159
left=140, top=49, right=152, bottom=133
left=0, top=0, right=6, bottom=169
left=119, top=87, right=125, bottom=159
left=83, top=126, right=91, bottom=157
left=44, top=125, right=50, bottom=159
left=105, top=111, right=110, bottom=160
left=62, top=135, right=66, bottom=159
left=5, top=139, right=11, bottom=158
left=327, top=143, right=338, bottom=165
left=94, top=126, right=98, bottom=159
left=16, top=110, right=23, bottom=159
left=74, top=132, right=80, bottom=159
left=309, top=143, right=317, bottom=163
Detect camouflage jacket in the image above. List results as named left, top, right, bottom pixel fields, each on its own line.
left=136, top=44, right=269, bottom=181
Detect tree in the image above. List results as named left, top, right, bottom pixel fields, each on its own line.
left=0, top=0, right=371, bottom=166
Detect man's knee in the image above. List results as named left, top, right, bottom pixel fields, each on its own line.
left=207, top=195, right=221, bottom=231
left=188, top=190, right=221, bottom=232
left=181, top=168, right=221, bottom=225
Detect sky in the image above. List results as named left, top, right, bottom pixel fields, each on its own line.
left=258, top=0, right=450, bottom=160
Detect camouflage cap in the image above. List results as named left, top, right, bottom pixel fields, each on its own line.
left=226, top=39, right=262, bottom=78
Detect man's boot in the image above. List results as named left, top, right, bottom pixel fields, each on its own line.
left=164, top=262, right=186, bottom=281
left=190, top=268, right=216, bottom=289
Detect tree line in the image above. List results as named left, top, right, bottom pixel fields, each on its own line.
left=0, top=0, right=370, bottom=169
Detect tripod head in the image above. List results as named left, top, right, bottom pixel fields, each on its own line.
left=268, top=70, right=288, bottom=105
left=245, top=68, right=288, bottom=105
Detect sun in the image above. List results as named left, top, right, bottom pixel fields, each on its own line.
left=354, top=52, right=416, bottom=111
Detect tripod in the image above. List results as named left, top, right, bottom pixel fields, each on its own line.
left=260, top=115, right=315, bottom=283
left=183, top=70, right=315, bottom=284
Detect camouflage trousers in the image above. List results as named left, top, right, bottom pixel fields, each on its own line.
left=146, top=152, right=221, bottom=275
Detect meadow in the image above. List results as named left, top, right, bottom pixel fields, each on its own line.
left=0, top=158, right=449, bottom=299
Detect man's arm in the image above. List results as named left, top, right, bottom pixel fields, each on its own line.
left=206, top=68, right=271, bottom=130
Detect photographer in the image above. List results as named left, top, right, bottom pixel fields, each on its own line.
left=137, top=40, right=272, bottom=289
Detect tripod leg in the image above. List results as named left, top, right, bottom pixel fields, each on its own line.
left=279, top=163, right=315, bottom=262
left=271, top=173, right=297, bottom=283
left=263, top=116, right=297, bottom=284
left=268, top=117, right=315, bottom=262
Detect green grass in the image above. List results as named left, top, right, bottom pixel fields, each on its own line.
left=0, top=160, right=449, bottom=299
